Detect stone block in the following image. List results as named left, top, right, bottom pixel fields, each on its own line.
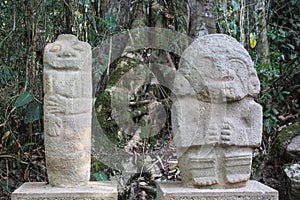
left=157, top=180, right=278, bottom=200
left=11, top=182, right=117, bottom=200
left=286, top=135, right=300, bottom=161
left=284, top=163, right=300, bottom=200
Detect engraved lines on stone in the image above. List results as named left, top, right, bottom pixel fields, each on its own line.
left=206, top=121, right=234, bottom=145
left=47, top=95, right=66, bottom=114
left=190, top=157, right=217, bottom=181
left=44, top=115, right=62, bottom=137
left=45, top=95, right=66, bottom=137
left=45, top=77, right=88, bottom=137
left=225, top=155, right=252, bottom=183
left=228, top=59, right=248, bottom=94
left=191, top=161, right=218, bottom=185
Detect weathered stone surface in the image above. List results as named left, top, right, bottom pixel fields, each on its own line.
left=172, top=34, right=263, bottom=188
left=43, top=34, right=92, bottom=187
left=157, top=180, right=278, bottom=200
left=11, top=182, right=117, bottom=200
left=286, top=136, right=300, bottom=161
left=284, top=163, right=300, bottom=200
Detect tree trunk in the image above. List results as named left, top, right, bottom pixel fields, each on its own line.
left=188, top=0, right=216, bottom=37
left=256, top=0, right=270, bottom=65
left=172, top=0, right=189, bottom=34
left=101, top=0, right=132, bottom=29
left=239, top=0, right=246, bottom=45
left=64, top=0, right=72, bottom=33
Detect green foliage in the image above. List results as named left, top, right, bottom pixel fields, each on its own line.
left=215, top=0, right=299, bottom=139
left=256, top=0, right=300, bottom=136
left=215, top=0, right=241, bottom=38
left=0, top=0, right=123, bottom=198
left=94, top=172, right=108, bottom=181
left=251, top=152, right=264, bottom=177
left=103, top=13, right=119, bottom=33
left=95, top=91, right=119, bottom=143
left=95, top=57, right=139, bottom=145
left=13, top=92, right=33, bottom=107
left=0, top=65, right=17, bottom=84
left=0, top=181, right=15, bottom=193
left=91, top=157, right=112, bottom=182
left=24, top=101, right=40, bottom=124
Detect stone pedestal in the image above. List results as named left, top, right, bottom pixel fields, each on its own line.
left=11, top=182, right=117, bottom=200
left=157, top=180, right=278, bottom=200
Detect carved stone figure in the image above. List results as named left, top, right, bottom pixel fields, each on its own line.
left=172, top=34, right=262, bottom=188
left=43, top=34, right=92, bottom=187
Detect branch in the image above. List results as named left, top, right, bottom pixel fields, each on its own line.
left=261, top=59, right=299, bottom=95
left=129, top=99, right=151, bottom=106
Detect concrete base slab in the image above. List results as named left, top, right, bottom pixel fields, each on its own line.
left=157, top=180, right=278, bottom=200
left=11, top=181, right=117, bottom=200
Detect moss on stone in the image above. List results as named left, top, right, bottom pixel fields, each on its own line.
left=95, top=91, right=119, bottom=143
left=106, top=57, right=138, bottom=88
left=276, top=122, right=300, bottom=150
left=95, top=56, right=139, bottom=143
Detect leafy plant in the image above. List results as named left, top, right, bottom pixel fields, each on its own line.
left=94, top=172, right=108, bottom=181
left=102, top=13, right=119, bottom=33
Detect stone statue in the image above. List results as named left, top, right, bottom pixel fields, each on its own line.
left=172, top=34, right=262, bottom=188
left=43, top=34, right=92, bottom=187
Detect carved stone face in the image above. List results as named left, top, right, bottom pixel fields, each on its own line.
left=197, top=56, right=248, bottom=102
left=180, top=34, right=260, bottom=103
left=218, top=58, right=248, bottom=101
left=44, top=35, right=91, bottom=70
left=248, top=68, right=260, bottom=96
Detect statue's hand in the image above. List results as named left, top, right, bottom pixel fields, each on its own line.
left=45, top=116, right=62, bottom=137
left=206, top=125, right=219, bottom=144
left=46, top=95, right=65, bottom=114
left=220, top=121, right=233, bottom=145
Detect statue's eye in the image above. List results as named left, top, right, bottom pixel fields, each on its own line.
left=230, top=59, right=248, bottom=78
left=73, top=43, right=85, bottom=51
left=222, top=75, right=234, bottom=81
left=49, top=44, right=62, bottom=52
left=250, top=72, right=257, bottom=77
left=230, top=60, right=245, bottom=70
left=249, top=68, right=258, bottom=77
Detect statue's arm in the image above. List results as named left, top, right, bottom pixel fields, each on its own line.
left=45, top=94, right=92, bottom=115
left=247, top=101, right=263, bottom=146
left=234, top=100, right=263, bottom=147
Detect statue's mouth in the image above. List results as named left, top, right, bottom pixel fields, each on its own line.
left=45, top=59, right=81, bottom=70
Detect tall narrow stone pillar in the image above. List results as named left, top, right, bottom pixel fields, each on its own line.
left=12, top=34, right=117, bottom=200
left=43, top=34, right=92, bottom=187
